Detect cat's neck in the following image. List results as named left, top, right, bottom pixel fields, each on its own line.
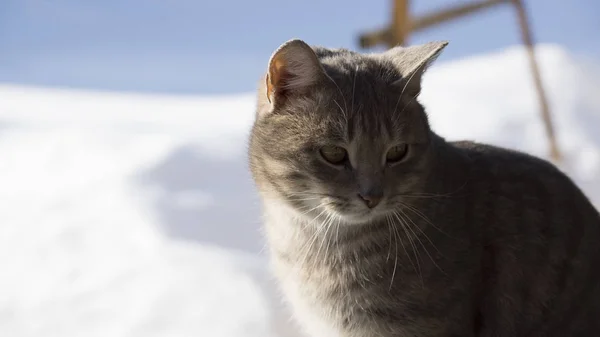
left=261, top=199, right=321, bottom=255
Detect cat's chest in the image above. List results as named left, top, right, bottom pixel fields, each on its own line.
left=269, top=236, right=390, bottom=337
left=263, top=205, right=401, bottom=337
left=276, top=263, right=403, bottom=337
left=277, top=270, right=345, bottom=337
left=265, top=222, right=351, bottom=336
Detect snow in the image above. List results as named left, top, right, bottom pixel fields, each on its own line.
left=0, top=44, right=599, bottom=337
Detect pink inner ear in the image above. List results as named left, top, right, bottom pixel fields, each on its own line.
left=266, top=58, right=287, bottom=103
left=265, top=40, right=324, bottom=103
left=265, top=75, right=274, bottom=103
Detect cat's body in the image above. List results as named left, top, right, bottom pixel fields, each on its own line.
left=248, top=39, right=600, bottom=337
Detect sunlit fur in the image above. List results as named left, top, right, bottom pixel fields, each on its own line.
left=251, top=46, right=435, bottom=226
left=248, top=40, right=600, bottom=337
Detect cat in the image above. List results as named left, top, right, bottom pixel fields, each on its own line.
left=247, top=38, right=600, bottom=337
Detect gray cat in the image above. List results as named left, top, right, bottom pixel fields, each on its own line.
left=248, top=39, right=600, bottom=337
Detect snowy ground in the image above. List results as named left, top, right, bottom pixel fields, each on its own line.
left=0, top=44, right=599, bottom=337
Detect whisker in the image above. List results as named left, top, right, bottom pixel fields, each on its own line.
left=286, top=191, right=327, bottom=198
left=333, top=215, right=342, bottom=263
left=393, top=211, right=423, bottom=287
left=301, top=206, right=329, bottom=230
left=314, top=212, right=334, bottom=263
left=397, top=207, right=446, bottom=276
left=396, top=90, right=421, bottom=117
left=397, top=201, right=452, bottom=239
left=385, top=214, right=393, bottom=262
left=287, top=197, right=322, bottom=203
left=319, top=213, right=338, bottom=269
left=291, top=208, right=330, bottom=278
left=391, top=56, right=430, bottom=118
left=333, top=99, right=348, bottom=125
left=295, top=201, right=333, bottom=218
left=351, top=65, right=358, bottom=115
left=390, top=212, right=418, bottom=283
left=324, top=72, right=349, bottom=121
left=385, top=214, right=399, bottom=291
left=397, top=180, right=469, bottom=199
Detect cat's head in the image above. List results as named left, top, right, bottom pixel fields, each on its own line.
left=249, top=39, right=447, bottom=225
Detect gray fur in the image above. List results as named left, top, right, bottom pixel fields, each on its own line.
left=248, top=38, right=600, bottom=337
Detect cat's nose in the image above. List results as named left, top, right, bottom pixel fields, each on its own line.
left=358, top=192, right=382, bottom=208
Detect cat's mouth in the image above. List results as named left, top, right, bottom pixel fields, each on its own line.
left=322, top=199, right=388, bottom=225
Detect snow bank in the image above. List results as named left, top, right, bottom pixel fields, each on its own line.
left=421, top=44, right=600, bottom=202
left=0, top=44, right=598, bottom=336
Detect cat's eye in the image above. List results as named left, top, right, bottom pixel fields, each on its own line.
left=386, top=144, right=408, bottom=163
left=320, top=145, right=347, bottom=165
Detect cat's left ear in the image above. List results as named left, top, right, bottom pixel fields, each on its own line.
left=265, top=39, right=326, bottom=105
left=383, top=41, right=448, bottom=96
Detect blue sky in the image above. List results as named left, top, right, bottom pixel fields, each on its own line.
left=1, top=0, right=598, bottom=94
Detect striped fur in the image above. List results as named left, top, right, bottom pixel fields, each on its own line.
left=248, top=40, right=600, bottom=337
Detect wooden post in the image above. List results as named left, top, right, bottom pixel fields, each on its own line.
left=357, top=0, right=561, bottom=162
left=390, top=0, right=410, bottom=46
left=409, top=0, right=509, bottom=32
left=511, top=0, right=561, bottom=162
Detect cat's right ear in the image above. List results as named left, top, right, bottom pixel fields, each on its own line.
left=264, top=39, right=325, bottom=106
left=383, top=41, right=448, bottom=97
